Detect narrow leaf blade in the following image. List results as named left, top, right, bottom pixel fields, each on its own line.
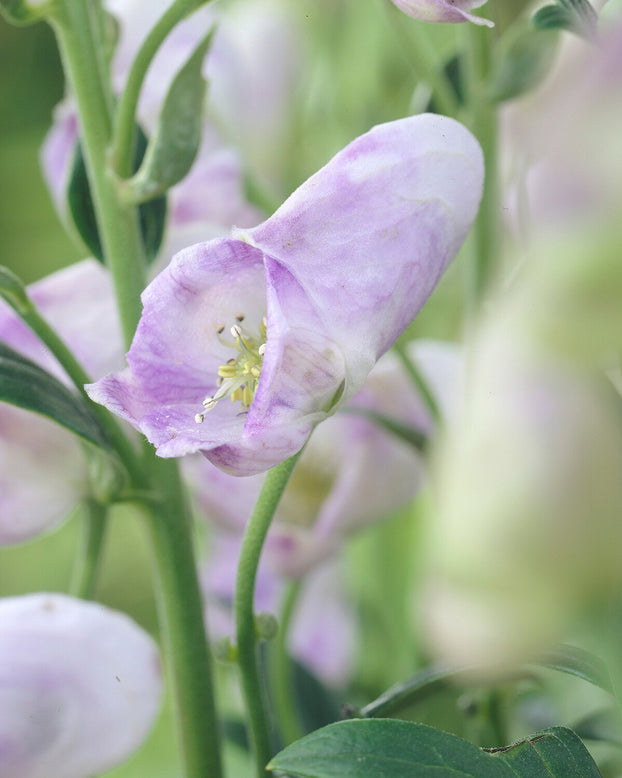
left=126, top=29, right=214, bottom=203
left=0, top=340, right=108, bottom=448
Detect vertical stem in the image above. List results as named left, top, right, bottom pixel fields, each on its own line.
left=234, top=451, right=303, bottom=777
left=70, top=499, right=108, bottom=600
left=461, top=24, right=499, bottom=314
left=110, top=0, right=212, bottom=177
left=142, top=458, right=223, bottom=778
left=52, top=1, right=147, bottom=348
left=50, top=7, right=224, bottom=778
left=270, top=579, right=305, bottom=745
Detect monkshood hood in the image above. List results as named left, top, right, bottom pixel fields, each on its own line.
left=88, top=113, right=483, bottom=475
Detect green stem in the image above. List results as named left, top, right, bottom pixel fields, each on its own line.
left=70, top=499, right=108, bottom=600
left=52, top=1, right=147, bottom=348
left=270, top=579, right=305, bottom=746
left=142, top=458, right=223, bottom=778
left=383, top=3, right=459, bottom=118
left=393, top=341, right=441, bottom=424
left=51, top=7, right=224, bottom=778
left=17, top=302, right=145, bottom=485
left=460, top=24, right=499, bottom=313
left=110, top=0, right=211, bottom=177
left=234, top=451, right=304, bottom=777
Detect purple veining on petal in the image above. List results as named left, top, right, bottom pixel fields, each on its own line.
left=390, top=0, right=493, bottom=26
left=89, top=115, right=482, bottom=475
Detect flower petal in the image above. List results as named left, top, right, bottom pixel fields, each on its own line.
left=89, top=115, right=482, bottom=475
left=241, top=113, right=482, bottom=394
left=390, top=0, right=493, bottom=26
left=0, top=593, right=162, bottom=778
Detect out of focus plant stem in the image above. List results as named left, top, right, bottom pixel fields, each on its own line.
left=48, top=3, right=224, bottom=777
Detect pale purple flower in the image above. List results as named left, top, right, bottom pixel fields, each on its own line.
left=0, top=592, right=162, bottom=778
left=0, top=260, right=123, bottom=544
left=185, top=340, right=461, bottom=576
left=202, top=533, right=356, bottom=686
left=87, top=114, right=483, bottom=476
left=390, top=0, right=493, bottom=27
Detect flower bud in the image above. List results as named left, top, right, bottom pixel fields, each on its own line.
left=389, top=0, right=493, bottom=26
left=420, top=319, right=622, bottom=675
left=0, top=593, right=162, bottom=778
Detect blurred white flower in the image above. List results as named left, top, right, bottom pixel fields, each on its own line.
left=0, top=593, right=162, bottom=778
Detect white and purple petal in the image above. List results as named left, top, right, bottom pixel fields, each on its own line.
left=390, top=0, right=493, bottom=26
left=0, top=593, right=162, bottom=778
left=89, top=114, right=482, bottom=475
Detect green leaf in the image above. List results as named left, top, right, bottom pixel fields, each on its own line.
left=0, top=265, right=32, bottom=315
left=534, top=644, right=613, bottom=694
left=532, top=0, right=597, bottom=39
left=0, top=340, right=109, bottom=448
left=358, top=664, right=466, bottom=719
left=0, top=0, right=51, bottom=25
left=123, top=29, right=214, bottom=204
left=571, top=708, right=622, bottom=747
left=490, top=727, right=603, bottom=776
left=68, top=124, right=167, bottom=265
left=268, top=719, right=602, bottom=778
left=338, top=407, right=428, bottom=453
left=488, top=25, right=558, bottom=103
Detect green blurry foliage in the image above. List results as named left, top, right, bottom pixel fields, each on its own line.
left=0, top=18, right=80, bottom=280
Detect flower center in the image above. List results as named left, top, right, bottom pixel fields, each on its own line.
left=195, top=315, right=267, bottom=423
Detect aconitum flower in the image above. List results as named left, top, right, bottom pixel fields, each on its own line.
left=0, top=593, right=162, bottom=778
left=87, top=114, right=483, bottom=476
left=390, top=0, right=493, bottom=27
left=0, top=260, right=122, bottom=544
left=185, top=340, right=461, bottom=576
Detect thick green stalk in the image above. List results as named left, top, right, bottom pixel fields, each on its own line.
left=110, top=0, right=212, bottom=177
left=142, top=458, right=223, bottom=778
left=52, top=1, right=147, bottom=348
left=50, top=6, right=224, bottom=778
left=234, top=451, right=303, bottom=777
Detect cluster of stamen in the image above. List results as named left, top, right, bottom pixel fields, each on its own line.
left=195, top=314, right=267, bottom=423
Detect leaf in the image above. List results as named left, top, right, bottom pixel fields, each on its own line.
left=268, top=719, right=602, bottom=778
left=490, top=727, right=603, bottom=776
left=0, top=340, right=109, bottom=448
left=67, top=124, right=167, bottom=265
left=338, top=407, right=428, bottom=453
left=123, top=29, right=215, bottom=204
left=534, top=644, right=613, bottom=694
left=488, top=24, right=558, bottom=103
left=532, top=0, right=597, bottom=39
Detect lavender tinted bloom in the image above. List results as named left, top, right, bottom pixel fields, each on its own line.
left=0, top=261, right=122, bottom=544
left=0, top=593, right=162, bottom=778
left=390, top=0, right=493, bottom=26
left=87, top=114, right=483, bottom=476
left=185, top=341, right=461, bottom=576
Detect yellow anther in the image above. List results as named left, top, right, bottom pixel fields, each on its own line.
left=195, top=313, right=267, bottom=422
left=242, top=385, right=254, bottom=406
